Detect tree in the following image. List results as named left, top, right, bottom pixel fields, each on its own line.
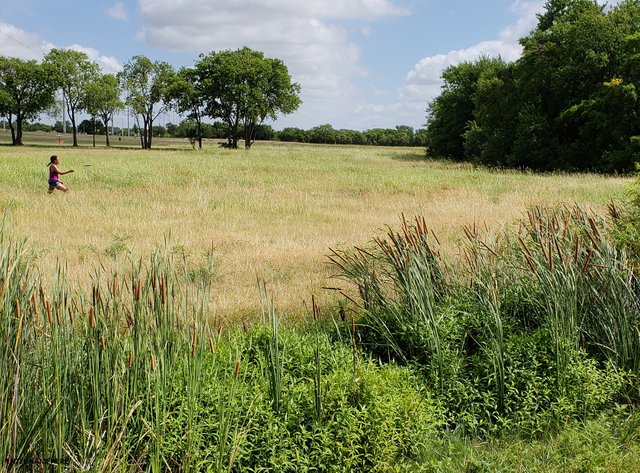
left=44, top=48, right=100, bottom=147
left=309, top=124, right=337, bottom=144
left=170, top=67, right=207, bottom=149
left=85, top=73, right=124, bottom=147
left=0, top=57, right=58, bottom=145
left=279, top=127, right=308, bottom=142
left=425, top=57, right=505, bottom=160
left=119, top=56, right=175, bottom=149
left=196, top=47, right=301, bottom=149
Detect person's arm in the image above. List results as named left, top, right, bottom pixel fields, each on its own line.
left=61, top=169, right=74, bottom=174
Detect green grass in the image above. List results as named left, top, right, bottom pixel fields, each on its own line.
left=1, top=134, right=638, bottom=469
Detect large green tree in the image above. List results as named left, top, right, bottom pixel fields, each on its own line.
left=0, top=57, right=58, bottom=145
left=425, top=0, right=640, bottom=171
left=85, top=73, right=124, bottom=147
left=170, top=67, right=206, bottom=149
left=195, top=47, right=301, bottom=149
left=44, top=48, right=100, bottom=147
left=425, top=57, right=507, bottom=161
left=119, top=56, right=175, bottom=150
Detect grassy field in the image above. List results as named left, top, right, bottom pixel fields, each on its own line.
left=0, top=131, right=630, bottom=319
left=2, top=131, right=640, bottom=470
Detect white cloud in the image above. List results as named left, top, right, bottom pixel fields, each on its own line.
left=0, top=23, right=55, bottom=60
left=400, top=40, right=523, bottom=104
left=0, top=23, right=121, bottom=73
left=385, top=0, right=543, bottom=128
left=108, top=2, right=128, bottom=21
left=66, top=44, right=122, bottom=73
left=136, top=0, right=407, bottom=129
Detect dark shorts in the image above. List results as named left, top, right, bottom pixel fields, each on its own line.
left=48, top=180, right=61, bottom=189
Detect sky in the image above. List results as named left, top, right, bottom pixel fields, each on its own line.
left=0, top=0, right=621, bottom=131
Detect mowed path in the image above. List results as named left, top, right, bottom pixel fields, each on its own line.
left=0, top=140, right=629, bottom=319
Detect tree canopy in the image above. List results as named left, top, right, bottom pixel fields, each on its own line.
left=119, top=56, right=175, bottom=150
left=44, top=48, right=100, bottom=147
left=0, top=57, right=57, bottom=145
left=85, top=73, right=125, bottom=147
left=195, top=47, right=301, bottom=149
left=425, top=0, right=640, bottom=172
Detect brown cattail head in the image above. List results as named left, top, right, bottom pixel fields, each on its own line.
left=312, top=294, right=318, bottom=321
left=242, top=319, right=249, bottom=333
left=128, top=351, right=133, bottom=368
left=55, top=306, right=61, bottom=326
left=14, top=299, right=20, bottom=319
left=46, top=300, right=53, bottom=325
left=235, top=359, right=241, bottom=378
left=100, top=336, right=105, bottom=351
left=160, top=277, right=167, bottom=305
left=191, top=331, right=198, bottom=358
left=31, top=292, right=38, bottom=319
left=112, top=275, right=118, bottom=297
left=89, top=307, right=95, bottom=329
left=135, top=280, right=141, bottom=302
left=151, top=354, right=156, bottom=372
left=209, top=337, right=215, bottom=354
left=582, top=249, right=594, bottom=273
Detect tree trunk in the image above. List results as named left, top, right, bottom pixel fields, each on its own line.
left=147, top=122, right=153, bottom=149
left=102, top=114, right=111, bottom=147
left=14, top=114, right=23, bottom=146
left=244, top=121, right=255, bottom=149
left=8, top=115, right=16, bottom=145
left=71, top=113, right=78, bottom=147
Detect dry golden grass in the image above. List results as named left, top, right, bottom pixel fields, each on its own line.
left=0, top=137, right=630, bottom=319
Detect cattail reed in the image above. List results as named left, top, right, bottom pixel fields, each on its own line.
left=582, top=249, right=593, bottom=273
left=112, top=275, right=118, bottom=297
left=234, top=359, right=240, bottom=378
left=151, top=354, right=156, bottom=372
left=312, top=294, right=319, bottom=321
left=30, top=291, right=38, bottom=319
left=128, top=351, right=133, bottom=368
left=55, top=306, right=61, bottom=326
left=46, top=300, right=52, bottom=325
left=191, top=331, right=198, bottom=358
left=160, top=277, right=166, bottom=305
left=13, top=300, right=22, bottom=353
left=209, top=337, right=215, bottom=354
left=89, top=307, right=95, bottom=329
left=134, top=280, right=141, bottom=302
left=100, top=336, right=105, bottom=351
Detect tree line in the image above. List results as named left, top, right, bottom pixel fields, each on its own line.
left=425, top=0, right=640, bottom=172
left=0, top=47, right=301, bottom=149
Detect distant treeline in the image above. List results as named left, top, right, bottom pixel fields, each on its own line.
left=425, top=0, right=640, bottom=172
left=5, top=120, right=428, bottom=147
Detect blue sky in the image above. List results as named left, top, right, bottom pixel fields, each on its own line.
left=0, top=1, right=620, bottom=130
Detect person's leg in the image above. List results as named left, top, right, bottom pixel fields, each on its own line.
left=48, top=185, right=55, bottom=194
left=56, top=182, right=69, bottom=193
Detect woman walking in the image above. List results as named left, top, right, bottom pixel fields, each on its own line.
left=47, top=155, right=74, bottom=193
